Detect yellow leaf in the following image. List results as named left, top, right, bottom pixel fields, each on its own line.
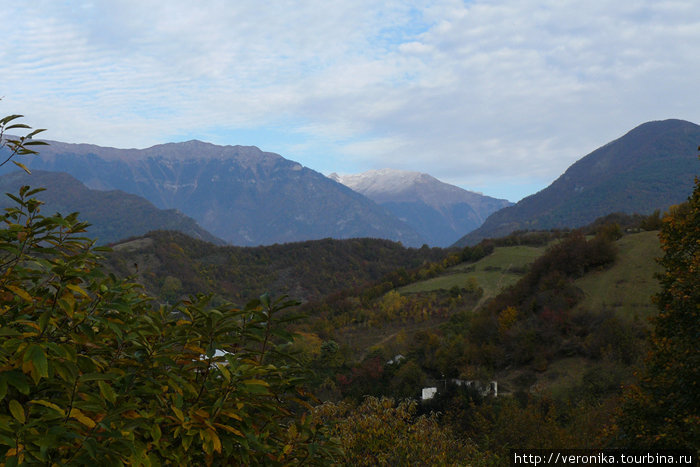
left=12, top=160, right=31, bottom=174
left=15, top=320, right=40, bottom=331
left=22, top=360, right=35, bottom=378
left=9, top=399, right=25, bottom=424
left=213, top=422, right=244, bottom=437
left=66, top=283, right=89, bottom=298
left=219, top=409, right=243, bottom=421
left=242, top=379, right=269, bottom=387
left=207, top=428, right=222, bottom=453
left=69, top=408, right=96, bottom=428
left=171, top=405, right=185, bottom=422
left=6, top=447, right=20, bottom=457
left=6, top=285, right=33, bottom=302
left=184, top=343, right=206, bottom=354
left=217, top=363, right=231, bottom=382
left=30, top=399, right=65, bottom=416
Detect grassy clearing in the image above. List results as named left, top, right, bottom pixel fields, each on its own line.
left=574, top=230, right=661, bottom=320
left=399, top=245, right=547, bottom=300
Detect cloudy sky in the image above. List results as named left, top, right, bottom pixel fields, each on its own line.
left=2, top=1, right=698, bottom=201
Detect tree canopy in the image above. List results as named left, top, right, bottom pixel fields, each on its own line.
left=615, top=151, right=700, bottom=450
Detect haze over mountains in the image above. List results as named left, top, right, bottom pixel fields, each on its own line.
left=1, top=118, right=696, bottom=249
left=0, top=170, right=223, bottom=245
left=455, top=119, right=700, bottom=246
left=0, top=141, right=425, bottom=246
left=330, top=169, right=511, bottom=247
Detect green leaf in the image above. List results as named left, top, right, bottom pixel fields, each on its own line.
left=84, top=437, right=98, bottom=459
left=25, top=344, right=48, bottom=379
left=5, top=123, right=30, bottom=130
left=9, top=400, right=25, bottom=424
left=25, top=128, right=46, bottom=139
left=151, top=423, right=162, bottom=442
left=0, top=432, right=15, bottom=446
left=80, top=372, right=115, bottom=382
left=3, top=371, right=30, bottom=395
left=243, top=379, right=271, bottom=394
left=98, top=380, right=116, bottom=404
left=0, top=115, right=23, bottom=125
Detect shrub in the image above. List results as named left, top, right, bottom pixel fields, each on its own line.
left=0, top=187, right=336, bottom=465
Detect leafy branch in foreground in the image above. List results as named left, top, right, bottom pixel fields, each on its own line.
left=0, top=105, right=47, bottom=173
left=0, top=187, right=337, bottom=465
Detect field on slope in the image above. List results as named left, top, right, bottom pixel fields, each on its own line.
left=337, top=230, right=663, bottom=391
left=574, top=230, right=662, bottom=320
left=331, top=243, right=551, bottom=361
left=398, top=244, right=548, bottom=300
left=398, top=231, right=661, bottom=319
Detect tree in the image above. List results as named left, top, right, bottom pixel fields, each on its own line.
left=0, top=120, right=337, bottom=464
left=313, top=397, right=490, bottom=466
left=614, top=151, right=700, bottom=450
left=0, top=186, right=339, bottom=465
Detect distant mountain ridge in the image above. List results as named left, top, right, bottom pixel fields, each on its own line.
left=0, top=170, right=223, bottom=245
left=330, top=169, right=511, bottom=247
left=454, top=119, right=700, bottom=246
left=0, top=140, right=425, bottom=246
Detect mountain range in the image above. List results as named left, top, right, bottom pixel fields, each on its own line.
left=329, top=169, right=511, bottom=247
left=1, top=118, right=696, bottom=249
left=454, top=119, right=700, bottom=246
left=0, top=141, right=425, bottom=246
left=0, top=170, right=223, bottom=245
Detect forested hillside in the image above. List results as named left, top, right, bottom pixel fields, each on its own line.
left=456, top=119, right=700, bottom=245
left=0, top=170, right=222, bottom=245
left=291, top=218, right=670, bottom=460
left=104, top=231, right=448, bottom=303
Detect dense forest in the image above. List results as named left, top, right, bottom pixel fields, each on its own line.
left=0, top=117, right=697, bottom=464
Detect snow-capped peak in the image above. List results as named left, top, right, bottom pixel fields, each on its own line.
left=329, top=168, right=432, bottom=197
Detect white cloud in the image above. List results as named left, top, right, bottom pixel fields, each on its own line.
left=1, top=0, right=699, bottom=201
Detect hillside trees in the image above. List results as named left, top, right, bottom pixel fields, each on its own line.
left=615, top=154, right=700, bottom=450
left=313, top=397, right=489, bottom=466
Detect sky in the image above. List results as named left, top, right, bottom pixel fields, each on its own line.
left=1, top=1, right=699, bottom=202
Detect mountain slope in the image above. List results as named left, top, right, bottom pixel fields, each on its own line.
left=105, top=231, right=447, bottom=303
left=0, top=170, right=223, bottom=245
left=330, top=169, right=511, bottom=247
left=454, top=119, right=700, bottom=246
left=1, top=140, right=425, bottom=246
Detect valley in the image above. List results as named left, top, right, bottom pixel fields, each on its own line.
left=0, top=113, right=697, bottom=463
